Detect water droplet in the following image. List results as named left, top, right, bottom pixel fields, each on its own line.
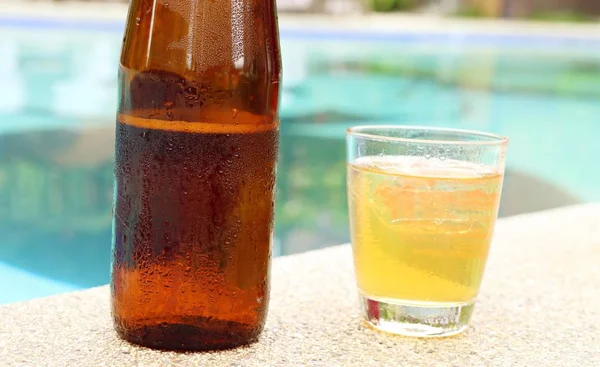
left=135, top=17, right=141, bottom=25
left=232, top=108, right=238, bottom=118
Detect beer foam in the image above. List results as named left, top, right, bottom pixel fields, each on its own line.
left=352, top=156, right=500, bottom=179
left=118, top=112, right=278, bottom=134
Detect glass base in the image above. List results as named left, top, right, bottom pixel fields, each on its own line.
left=359, top=293, right=475, bottom=337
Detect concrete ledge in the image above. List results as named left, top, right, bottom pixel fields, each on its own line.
left=1, top=204, right=599, bottom=366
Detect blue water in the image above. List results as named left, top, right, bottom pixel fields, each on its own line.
left=1, top=18, right=600, bottom=304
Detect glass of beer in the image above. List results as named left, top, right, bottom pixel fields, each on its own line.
left=110, top=0, right=281, bottom=351
left=347, top=126, right=508, bottom=337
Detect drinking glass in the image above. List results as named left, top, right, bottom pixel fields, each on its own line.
left=347, top=125, right=508, bottom=337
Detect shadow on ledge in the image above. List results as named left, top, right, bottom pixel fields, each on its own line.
left=499, top=169, right=581, bottom=217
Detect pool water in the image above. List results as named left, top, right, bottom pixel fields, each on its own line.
left=1, top=20, right=600, bottom=303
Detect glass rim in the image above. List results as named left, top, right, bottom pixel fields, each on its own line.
left=346, top=125, right=509, bottom=146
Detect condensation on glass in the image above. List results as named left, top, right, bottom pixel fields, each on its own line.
left=111, top=0, right=281, bottom=351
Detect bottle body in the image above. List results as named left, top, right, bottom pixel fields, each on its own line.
left=111, top=0, right=281, bottom=351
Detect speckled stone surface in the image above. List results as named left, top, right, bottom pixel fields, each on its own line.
left=1, top=204, right=599, bottom=367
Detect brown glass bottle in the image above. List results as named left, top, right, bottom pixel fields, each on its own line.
left=110, top=0, right=281, bottom=351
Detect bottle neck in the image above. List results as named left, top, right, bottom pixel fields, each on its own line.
left=122, top=0, right=280, bottom=74
left=119, top=0, right=281, bottom=120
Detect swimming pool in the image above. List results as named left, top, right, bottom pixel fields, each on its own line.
left=1, top=16, right=600, bottom=304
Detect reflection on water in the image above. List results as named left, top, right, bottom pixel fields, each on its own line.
left=0, top=124, right=581, bottom=288
left=0, top=26, right=598, bottom=293
left=0, top=129, right=113, bottom=287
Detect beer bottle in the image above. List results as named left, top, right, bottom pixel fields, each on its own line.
left=111, top=0, right=281, bottom=351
